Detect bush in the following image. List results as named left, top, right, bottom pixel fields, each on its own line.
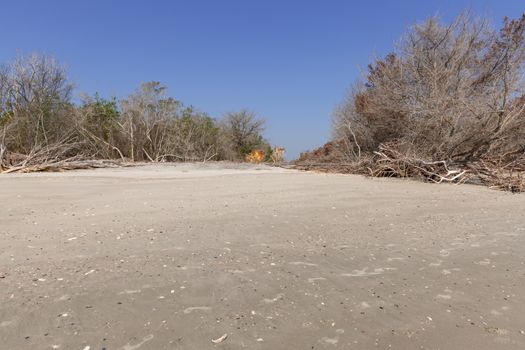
left=0, top=56, right=272, bottom=171
left=219, top=109, right=268, bottom=160
left=327, top=12, right=525, bottom=191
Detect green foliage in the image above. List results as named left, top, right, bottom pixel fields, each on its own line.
left=0, top=109, right=13, bottom=127
left=263, top=144, right=273, bottom=162
left=0, top=55, right=272, bottom=164
left=221, top=109, right=267, bottom=159
left=173, top=108, right=221, bottom=159
left=82, top=94, right=119, bottom=141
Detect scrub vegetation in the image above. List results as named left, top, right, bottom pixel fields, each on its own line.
left=0, top=55, right=269, bottom=172
left=298, top=12, right=525, bottom=192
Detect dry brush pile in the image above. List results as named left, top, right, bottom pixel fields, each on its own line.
left=298, top=12, right=525, bottom=192
left=0, top=55, right=270, bottom=173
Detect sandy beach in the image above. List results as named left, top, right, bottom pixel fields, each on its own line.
left=1, top=163, right=524, bottom=349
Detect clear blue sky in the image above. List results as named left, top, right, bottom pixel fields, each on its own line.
left=1, top=1, right=523, bottom=159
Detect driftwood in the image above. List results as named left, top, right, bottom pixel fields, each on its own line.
left=468, top=156, right=525, bottom=192
left=0, top=138, right=132, bottom=174
left=371, top=145, right=469, bottom=184
left=293, top=143, right=524, bottom=192
left=1, top=159, right=130, bottom=174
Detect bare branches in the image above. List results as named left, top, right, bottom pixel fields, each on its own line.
left=1, top=159, right=128, bottom=174
left=116, top=82, right=226, bottom=163
left=0, top=141, right=7, bottom=171
left=334, top=12, right=525, bottom=162
left=0, top=54, right=274, bottom=173
left=220, top=110, right=267, bottom=160
left=319, top=12, right=525, bottom=192
left=370, top=143, right=469, bottom=184
left=468, top=155, right=525, bottom=192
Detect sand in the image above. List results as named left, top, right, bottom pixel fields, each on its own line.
left=1, top=163, right=524, bottom=349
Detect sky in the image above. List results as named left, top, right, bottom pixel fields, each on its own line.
left=1, top=1, right=523, bottom=159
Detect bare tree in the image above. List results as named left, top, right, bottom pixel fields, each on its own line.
left=0, top=54, right=80, bottom=169
left=119, top=82, right=180, bottom=161
left=0, top=56, right=274, bottom=171
left=328, top=12, right=525, bottom=190
left=78, top=94, right=124, bottom=160
left=169, top=108, right=220, bottom=162
left=336, top=13, right=525, bottom=160
left=220, top=109, right=266, bottom=160
left=118, top=82, right=222, bottom=162
left=0, top=65, right=10, bottom=169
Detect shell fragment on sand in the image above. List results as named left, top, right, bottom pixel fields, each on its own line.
left=212, top=333, right=228, bottom=344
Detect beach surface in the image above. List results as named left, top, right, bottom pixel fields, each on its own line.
left=1, top=163, right=524, bottom=349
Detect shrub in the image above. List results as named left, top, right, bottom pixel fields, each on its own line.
left=219, top=109, right=268, bottom=160
left=327, top=12, right=525, bottom=190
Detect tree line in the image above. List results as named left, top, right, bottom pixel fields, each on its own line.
left=0, top=55, right=270, bottom=171
left=300, top=12, right=525, bottom=191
